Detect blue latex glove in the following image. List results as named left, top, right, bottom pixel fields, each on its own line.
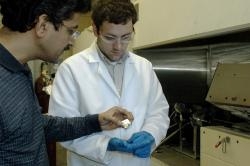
left=128, top=131, right=155, bottom=158
left=107, top=138, right=133, bottom=153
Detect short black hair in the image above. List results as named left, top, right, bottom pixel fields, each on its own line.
left=91, top=0, right=137, bottom=32
left=0, top=0, right=91, bottom=32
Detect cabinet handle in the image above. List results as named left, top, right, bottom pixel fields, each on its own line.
left=214, top=136, right=230, bottom=153
left=214, top=140, right=222, bottom=148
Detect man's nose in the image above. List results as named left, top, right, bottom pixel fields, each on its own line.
left=113, top=39, right=122, bottom=50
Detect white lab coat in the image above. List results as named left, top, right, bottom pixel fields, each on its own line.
left=49, top=43, right=170, bottom=166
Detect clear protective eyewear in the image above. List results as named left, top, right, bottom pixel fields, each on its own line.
left=62, top=24, right=81, bottom=40
left=70, top=31, right=81, bottom=40
left=100, top=33, right=134, bottom=44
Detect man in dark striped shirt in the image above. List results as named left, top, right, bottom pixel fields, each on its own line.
left=0, top=0, right=133, bottom=165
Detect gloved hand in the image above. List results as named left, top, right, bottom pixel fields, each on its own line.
left=128, top=131, right=155, bottom=158
left=107, top=137, right=133, bottom=153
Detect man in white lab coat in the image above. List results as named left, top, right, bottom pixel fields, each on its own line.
left=49, top=0, right=170, bottom=165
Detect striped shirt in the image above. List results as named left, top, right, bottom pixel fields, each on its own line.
left=0, top=44, right=101, bottom=166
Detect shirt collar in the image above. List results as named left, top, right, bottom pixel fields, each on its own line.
left=0, top=43, right=30, bottom=74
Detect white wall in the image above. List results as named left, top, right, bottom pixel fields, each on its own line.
left=28, top=60, right=42, bottom=84
left=0, top=14, right=2, bottom=27
left=73, top=26, right=96, bottom=54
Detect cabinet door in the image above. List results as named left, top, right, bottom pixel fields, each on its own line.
left=201, top=127, right=250, bottom=166
left=133, top=0, right=250, bottom=49
left=201, top=154, right=234, bottom=166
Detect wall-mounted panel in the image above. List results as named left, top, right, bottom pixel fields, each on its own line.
left=133, top=0, right=250, bottom=49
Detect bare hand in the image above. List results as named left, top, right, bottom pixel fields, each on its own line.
left=98, top=106, right=133, bottom=130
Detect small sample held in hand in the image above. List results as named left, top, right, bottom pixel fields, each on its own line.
left=121, top=119, right=131, bottom=129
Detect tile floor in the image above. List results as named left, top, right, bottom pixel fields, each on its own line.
left=56, top=143, right=200, bottom=166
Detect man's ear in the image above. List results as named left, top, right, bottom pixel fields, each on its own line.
left=92, top=23, right=98, bottom=37
left=35, top=14, right=50, bottom=38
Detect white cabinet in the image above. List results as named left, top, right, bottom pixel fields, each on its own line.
left=200, top=126, right=250, bottom=166
left=133, top=0, right=250, bottom=49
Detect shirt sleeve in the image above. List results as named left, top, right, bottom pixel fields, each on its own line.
left=43, top=114, right=102, bottom=142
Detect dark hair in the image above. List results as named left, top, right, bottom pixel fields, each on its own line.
left=91, top=0, right=137, bottom=32
left=0, top=0, right=91, bottom=32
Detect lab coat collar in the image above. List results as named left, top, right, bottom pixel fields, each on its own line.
left=85, top=42, right=136, bottom=98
